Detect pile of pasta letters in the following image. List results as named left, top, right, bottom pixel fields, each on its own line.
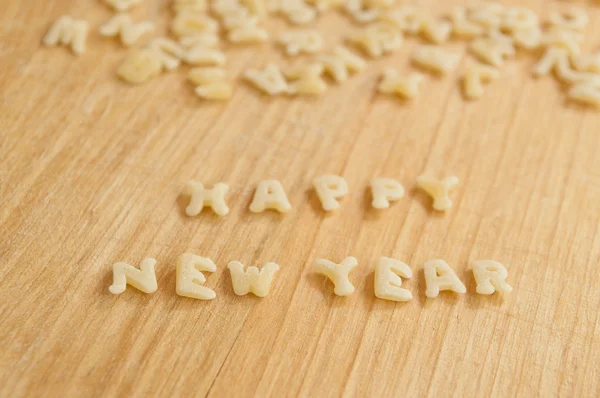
left=109, top=174, right=513, bottom=301
left=42, top=0, right=600, bottom=106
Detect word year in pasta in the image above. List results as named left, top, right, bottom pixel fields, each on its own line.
left=109, top=255, right=511, bottom=300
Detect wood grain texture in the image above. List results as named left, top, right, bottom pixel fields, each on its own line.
left=1, top=0, right=599, bottom=396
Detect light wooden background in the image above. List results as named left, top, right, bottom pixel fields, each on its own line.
left=1, top=0, right=599, bottom=396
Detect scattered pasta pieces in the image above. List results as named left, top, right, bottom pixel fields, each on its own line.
left=185, top=45, right=226, bottom=66
left=285, top=63, right=328, bottom=95
left=100, top=14, right=154, bottom=47
left=462, top=63, right=500, bottom=100
left=470, top=260, right=512, bottom=295
left=348, top=21, right=403, bottom=58
left=272, top=0, right=318, bottom=25
left=573, top=53, right=600, bottom=74
left=172, top=12, right=219, bottom=37
left=370, top=177, right=404, bottom=209
left=377, top=69, right=424, bottom=99
left=416, top=175, right=459, bottom=211
left=315, top=256, right=358, bottom=296
left=109, top=258, right=158, bottom=294
left=317, top=46, right=366, bottom=82
left=501, top=7, right=538, bottom=33
left=278, top=30, right=324, bottom=56
left=176, top=253, right=217, bottom=300
left=227, top=261, right=280, bottom=297
left=147, top=37, right=186, bottom=70
left=104, top=0, right=143, bottom=12
left=541, top=28, right=583, bottom=56
left=174, top=0, right=208, bottom=13
left=420, top=18, right=452, bottom=45
left=423, top=259, right=466, bottom=299
left=117, top=49, right=163, bottom=83
left=568, top=78, right=600, bottom=107
left=380, top=6, right=424, bottom=34
left=469, top=37, right=515, bottom=67
left=43, top=16, right=89, bottom=55
left=343, top=0, right=379, bottom=24
left=183, top=180, right=230, bottom=216
left=449, top=7, right=484, bottom=39
left=533, top=48, right=594, bottom=84
left=374, top=257, right=412, bottom=301
left=313, top=175, right=348, bottom=211
left=468, top=2, right=505, bottom=29
left=189, top=67, right=233, bottom=100
left=412, top=45, right=460, bottom=75
left=244, top=63, right=289, bottom=95
left=180, top=33, right=220, bottom=48
left=249, top=180, right=292, bottom=213
left=549, top=8, right=589, bottom=31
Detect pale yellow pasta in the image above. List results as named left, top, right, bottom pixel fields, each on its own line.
left=364, top=0, right=393, bottom=9
left=108, top=258, right=158, bottom=294
left=43, top=16, right=89, bottom=55
left=421, top=18, right=452, bottom=45
left=511, top=27, right=542, bottom=50
left=501, top=7, right=538, bottom=32
left=449, top=7, right=484, bottom=39
left=416, top=175, right=459, bottom=211
left=412, top=45, right=460, bottom=75
left=285, top=64, right=328, bottom=95
left=189, top=67, right=227, bottom=84
left=176, top=253, right=217, bottom=300
left=469, top=36, right=515, bottom=67
left=370, top=177, right=405, bottom=209
left=471, top=260, right=512, bottom=295
left=172, top=11, right=219, bottom=37
left=533, top=48, right=594, bottom=84
left=244, top=63, right=289, bottom=94
left=241, top=0, right=267, bottom=18
left=377, top=69, right=424, bottom=99
left=343, top=0, right=379, bottom=24
left=317, top=46, right=366, bottom=82
left=305, top=0, right=342, bottom=12
left=542, top=28, right=582, bottom=56
left=104, top=0, right=143, bottom=11
left=424, top=260, right=466, bottom=298
left=568, top=78, right=600, bottom=107
left=183, top=180, right=230, bottom=216
left=99, top=14, right=154, bottom=47
left=212, top=0, right=247, bottom=17
left=249, top=180, right=292, bottom=213
left=184, top=46, right=226, bottom=66
left=348, top=21, right=403, bottom=58
left=117, top=49, right=163, bottom=83
left=278, top=30, right=323, bottom=56
left=195, top=81, right=233, bottom=100
left=374, top=257, right=412, bottom=301
left=549, top=7, right=588, bottom=31
left=276, top=0, right=317, bottom=25
left=379, top=6, right=424, bottom=34
left=314, top=257, right=358, bottom=296
left=147, top=37, right=186, bottom=70
left=173, top=0, right=208, bottom=13
left=573, top=53, right=600, bottom=74
left=468, top=2, right=505, bottom=28
left=180, top=33, right=220, bottom=48
left=313, top=174, right=348, bottom=211
left=227, top=261, right=280, bottom=297
left=463, top=63, right=500, bottom=100
left=228, top=25, right=269, bottom=43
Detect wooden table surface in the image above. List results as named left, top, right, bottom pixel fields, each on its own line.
left=1, top=0, right=599, bottom=396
